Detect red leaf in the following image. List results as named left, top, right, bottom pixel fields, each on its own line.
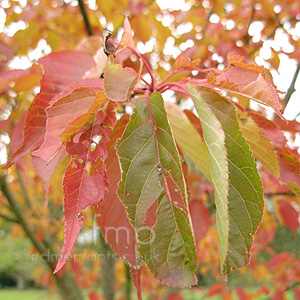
left=9, top=113, right=27, bottom=169
left=271, top=288, right=286, bottom=300
left=242, top=74, right=284, bottom=118
left=167, top=292, right=184, bottom=300
left=94, top=115, right=142, bottom=299
left=55, top=102, right=116, bottom=273
left=266, top=252, right=291, bottom=269
left=207, top=283, right=225, bottom=297
left=189, top=199, right=210, bottom=245
left=236, top=288, right=250, bottom=300
left=293, top=289, right=300, bottom=300
left=94, top=115, right=136, bottom=262
left=274, top=119, right=300, bottom=133
left=248, top=111, right=287, bottom=148
left=33, top=79, right=104, bottom=162
left=277, top=148, right=300, bottom=187
left=119, top=16, right=134, bottom=50
left=54, top=158, right=108, bottom=273
left=6, top=51, right=95, bottom=168
left=277, top=199, right=299, bottom=231
left=10, top=114, right=27, bottom=155
left=88, top=290, right=101, bottom=300
left=184, top=109, right=203, bottom=138
left=32, top=149, right=67, bottom=205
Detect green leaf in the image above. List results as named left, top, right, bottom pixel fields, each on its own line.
left=187, top=85, right=264, bottom=274
left=117, top=92, right=197, bottom=287
left=164, top=102, right=211, bottom=181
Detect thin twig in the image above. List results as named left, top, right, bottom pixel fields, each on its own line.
left=77, top=0, right=93, bottom=36
left=284, top=63, right=300, bottom=104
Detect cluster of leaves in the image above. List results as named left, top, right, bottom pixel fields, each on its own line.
left=1, top=1, right=300, bottom=299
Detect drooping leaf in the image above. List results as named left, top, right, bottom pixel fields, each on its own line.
left=117, top=92, right=197, bottom=287
left=5, top=51, right=95, bottom=167
left=33, top=80, right=105, bottom=162
left=165, top=101, right=211, bottom=181
left=186, top=85, right=229, bottom=274
left=187, top=85, right=264, bottom=274
left=94, top=114, right=139, bottom=266
left=54, top=158, right=108, bottom=273
left=104, top=64, right=139, bottom=102
left=54, top=101, right=117, bottom=273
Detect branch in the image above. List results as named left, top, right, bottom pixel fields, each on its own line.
left=16, top=167, right=31, bottom=208
left=284, top=63, right=300, bottom=104
left=0, top=175, right=56, bottom=270
left=127, top=46, right=155, bottom=92
left=77, top=0, right=93, bottom=36
left=0, top=211, right=19, bottom=223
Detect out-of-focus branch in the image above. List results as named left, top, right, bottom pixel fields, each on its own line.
left=0, top=211, right=19, bottom=223
left=0, top=175, right=55, bottom=269
left=284, top=63, right=300, bottom=105
left=77, top=0, right=93, bottom=36
left=16, top=167, right=31, bottom=208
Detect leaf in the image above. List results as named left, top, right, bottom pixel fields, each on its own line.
left=60, top=91, right=108, bottom=142
left=32, top=149, right=67, bottom=205
left=247, top=111, right=287, bottom=148
left=55, top=101, right=117, bottom=273
left=94, top=114, right=139, bottom=266
left=5, top=51, right=95, bottom=168
left=118, top=16, right=134, bottom=50
left=274, top=119, right=300, bottom=133
left=277, top=148, right=300, bottom=188
left=54, top=158, right=108, bottom=273
left=104, top=64, right=139, bottom=102
left=164, top=102, right=211, bottom=181
left=227, top=54, right=266, bottom=74
left=187, top=85, right=264, bottom=274
left=242, top=74, right=284, bottom=118
left=117, top=92, right=197, bottom=287
left=0, top=64, right=43, bottom=94
left=175, top=53, right=200, bottom=70
left=189, top=200, right=211, bottom=245
left=33, top=80, right=105, bottom=162
left=207, top=283, right=225, bottom=297
left=276, top=199, right=299, bottom=231
left=237, top=112, right=280, bottom=178
left=186, top=85, right=229, bottom=273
